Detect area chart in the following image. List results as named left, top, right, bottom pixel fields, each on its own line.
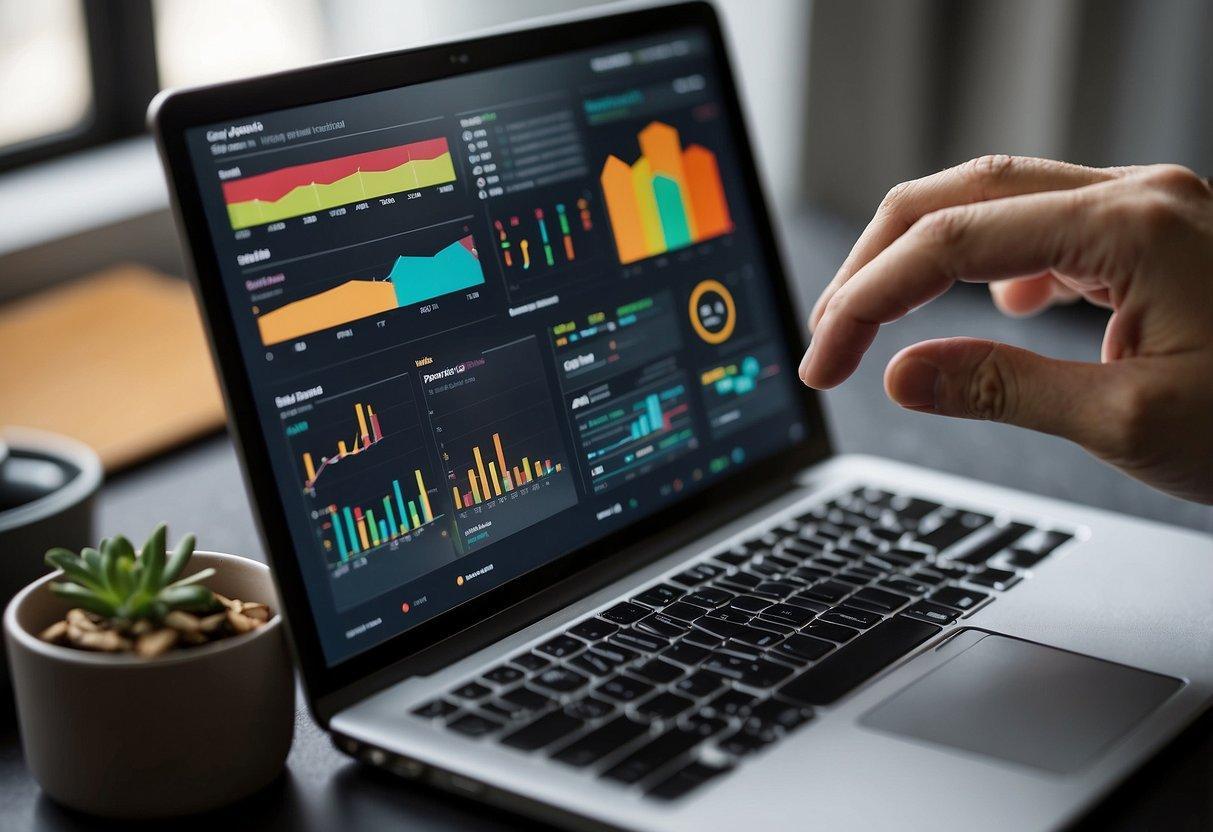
left=223, top=138, right=456, bottom=229
left=256, top=235, right=484, bottom=345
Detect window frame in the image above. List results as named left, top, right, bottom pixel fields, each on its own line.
left=0, top=0, right=159, bottom=174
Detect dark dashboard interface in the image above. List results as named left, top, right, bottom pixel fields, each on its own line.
left=185, top=29, right=806, bottom=665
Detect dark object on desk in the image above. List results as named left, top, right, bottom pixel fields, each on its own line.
left=4, top=551, right=294, bottom=819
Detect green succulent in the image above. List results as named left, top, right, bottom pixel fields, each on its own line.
left=44, top=524, right=218, bottom=623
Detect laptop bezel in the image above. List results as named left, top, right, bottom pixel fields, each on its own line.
left=150, top=0, right=832, bottom=708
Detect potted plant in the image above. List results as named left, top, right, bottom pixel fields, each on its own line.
left=3, top=525, right=295, bottom=819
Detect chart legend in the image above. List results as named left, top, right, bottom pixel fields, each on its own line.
left=222, top=138, right=456, bottom=229
left=600, top=121, right=733, bottom=265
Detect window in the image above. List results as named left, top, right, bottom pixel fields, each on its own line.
left=0, top=1, right=91, bottom=151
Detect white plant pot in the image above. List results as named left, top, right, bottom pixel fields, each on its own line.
left=4, top=551, right=295, bottom=819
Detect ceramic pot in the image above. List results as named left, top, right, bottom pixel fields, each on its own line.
left=4, top=551, right=294, bottom=818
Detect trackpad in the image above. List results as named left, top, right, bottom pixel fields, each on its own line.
left=860, top=632, right=1182, bottom=773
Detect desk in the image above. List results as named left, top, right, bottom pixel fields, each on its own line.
left=2, top=211, right=1210, bottom=830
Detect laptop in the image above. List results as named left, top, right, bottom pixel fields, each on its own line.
left=150, top=2, right=1213, bottom=829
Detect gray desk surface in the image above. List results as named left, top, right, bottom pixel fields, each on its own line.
left=2, top=210, right=1210, bottom=830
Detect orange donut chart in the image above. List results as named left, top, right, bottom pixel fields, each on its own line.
left=688, top=279, right=736, bottom=344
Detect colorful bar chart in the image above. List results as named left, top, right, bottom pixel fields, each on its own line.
left=222, top=138, right=456, bottom=229
left=300, top=400, right=385, bottom=489
left=600, top=121, right=734, bottom=265
left=321, top=469, right=437, bottom=562
left=449, top=430, right=565, bottom=509
left=256, top=235, right=484, bottom=345
left=493, top=198, right=593, bottom=271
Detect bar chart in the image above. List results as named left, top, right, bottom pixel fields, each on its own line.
left=599, top=121, right=733, bottom=265
left=422, top=336, right=577, bottom=551
left=574, top=372, right=698, bottom=494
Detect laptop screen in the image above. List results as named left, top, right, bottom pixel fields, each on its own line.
left=183, top=26, right=807, bottom=666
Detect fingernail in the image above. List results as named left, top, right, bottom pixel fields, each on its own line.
left=798, top=340, right=814, bottom=383
left=890, top=356, right=940, bottom=409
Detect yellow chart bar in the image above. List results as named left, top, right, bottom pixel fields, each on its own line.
left=555, top=462, right=562, bottom=473
left=415, top=469, right=434, bottom=522
left=355, top=403, right=369, bottom=442
left=492, top=433, right=508, bottom=489
left=521, top=458, right=531, bottom=483
left=303, top=453, right=316, bottom=483
left=357, top=518, right=370, bottom=550
left=472, top=446, right=490, bottom=501
left=337, top=440, right=349, bottom=457
left=631, top=156, right=665, bottom=256
left=469, top=470, right=482, bottom=504
left=488, top=461, right=502, bottom=497
left=452, top=486, right=462, bottom=509
left=534, top=460, right=543, bottom=480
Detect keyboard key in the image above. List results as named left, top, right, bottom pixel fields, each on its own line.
left=682, top=629, right=724, bottom=649
left=501, top=686, right=553, bottom=712
left=901, top=602, right=960, bottom=626
left=511, top=652, right=550, bottom=672
left=501, top=710, right=584, bottom=751
left=570, top=649, right=624, bottom=678
left=533, top=667, right=590, bottom=694
left=759, top=603, right=816, bottom=628
left=536, top=635, right=585, bottom=659
left=683, top=587, right=735, bottom=608
left=452, top=681, right=491, bottom=700
left=770, top=633, right=834, bottom=664
left=596, top=640, right=639, bottom=664
left=635, top=614, right=688, bottom=639
left=552, top=716, right=649, bottom=767
left=819, top=605, right=882, bottom=629
left=748, top=699, right=813, bottom=733
left=412, top=699, right=459, bottom=719
left=951, top=522, right=1033, bottom=566
left=804, top=621, right=860, bottom=643
left=731, top=625, right=785, bottom=648
left=801, top=580, right=853, bottom=604
left=675, top=670, right=726, bottom=698
left=707, top=688, right=759, bottom=716
left=915, top=511, right=992, bottom=552
left=713, top=548, right=751, bottom=566
left=847, top=587, right=911, bottom=614
left=779, top=616, right=940, bottom=706
left=694, top=617, right=745, bottom=641
left=1006, top=529, right=1072, bottom=567
left=784, top=595, right=829, bottom=613
left=647, top=761, right=732, bottom=800
left=752, top=581, right=799, bottom=599
left=702, top=654, right=793, bottom=687
left=633, top=584, right=684, bottom=608
left=637, top=691, right=696, bottom=719
left=707, top=607, right=753, bottom=625
left=717, top=727, right=774, bottom=757
left=670, top=563, right=725, bottom=588
left=567, top=618, right=618, bottom=642
left=889, top=497, right=940, bottom=524
left=634, top=658, right=685, bottom=684
left=878, top=577, right=930, bottom=597
left=969, top=567, right=1020, bottom=591
left=600, top=602, right=650, bottom=625
left=865, top=527, right=903, bottom=543
left=602, top=728, right=702, bottom=784
left=565, top=696, right=616, bottom=721
left=907, top=568, right=947, bottom=587
left=729, top=594, right=773, bottom=614
left=661, top=601, right=709, bottom=623
left=930, top=585, right=989, bottom=611
left=612, top=630, right=669, bottom=653
left=596, top=675, right=654, bottom=703
left=448, top=713, right=503, bottom=737
left=715, top=571, right=763, bottom=591
left=683, top=712, right=730, bottom=738
left=663, top=640, right=711, bottom=666
left=791, top=566, right=833, bottom=583
left=481, top=702, right=526, bottom=722
left=483, top=665, right=525, bottom=686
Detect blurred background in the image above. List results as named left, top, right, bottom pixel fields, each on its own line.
left=2, top=0, right=1211, bottom=536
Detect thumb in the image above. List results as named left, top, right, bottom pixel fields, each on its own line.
left=884, top=337, right=1126, bottom=451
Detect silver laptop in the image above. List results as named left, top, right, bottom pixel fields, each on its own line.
left=150, top=3, right=1213, bottom=829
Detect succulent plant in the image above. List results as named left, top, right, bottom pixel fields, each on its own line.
left=44, top=524, right=218, bottom=623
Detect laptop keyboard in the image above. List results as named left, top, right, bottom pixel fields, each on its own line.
left=410, top=486, right=1073, bottom=801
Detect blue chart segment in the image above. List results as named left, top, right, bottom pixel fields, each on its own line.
left=574, top=373, right=698, bottom=494
left=699, top=345, right=792, bottom=438
left=391, top=236, right=484, bottom=306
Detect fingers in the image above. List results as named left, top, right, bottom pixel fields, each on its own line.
left=801, top=182, right=1130, bottom=389
left=989, top=275, right=1080, bottom=317
left=809, top=156, right=1125, bottom=331
left=883, top=337, right=1126, bottom=451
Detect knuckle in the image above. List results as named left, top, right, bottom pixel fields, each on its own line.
left=878, top=179, right=915, bottom=217
left=960, top=154, right=1017, bottom=196
left=1106, top=377, right=1158, bottom=453
left=1132, top=194, right=1186, bottom=239
left=914, top=206, right=970, bottom=249
left=962, top=346, right=1016, bottom=422
left=1141, top=164, right=1209, bottom=199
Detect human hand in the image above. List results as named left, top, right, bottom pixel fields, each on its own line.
left=799, top=155, right=1213, bottom=504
